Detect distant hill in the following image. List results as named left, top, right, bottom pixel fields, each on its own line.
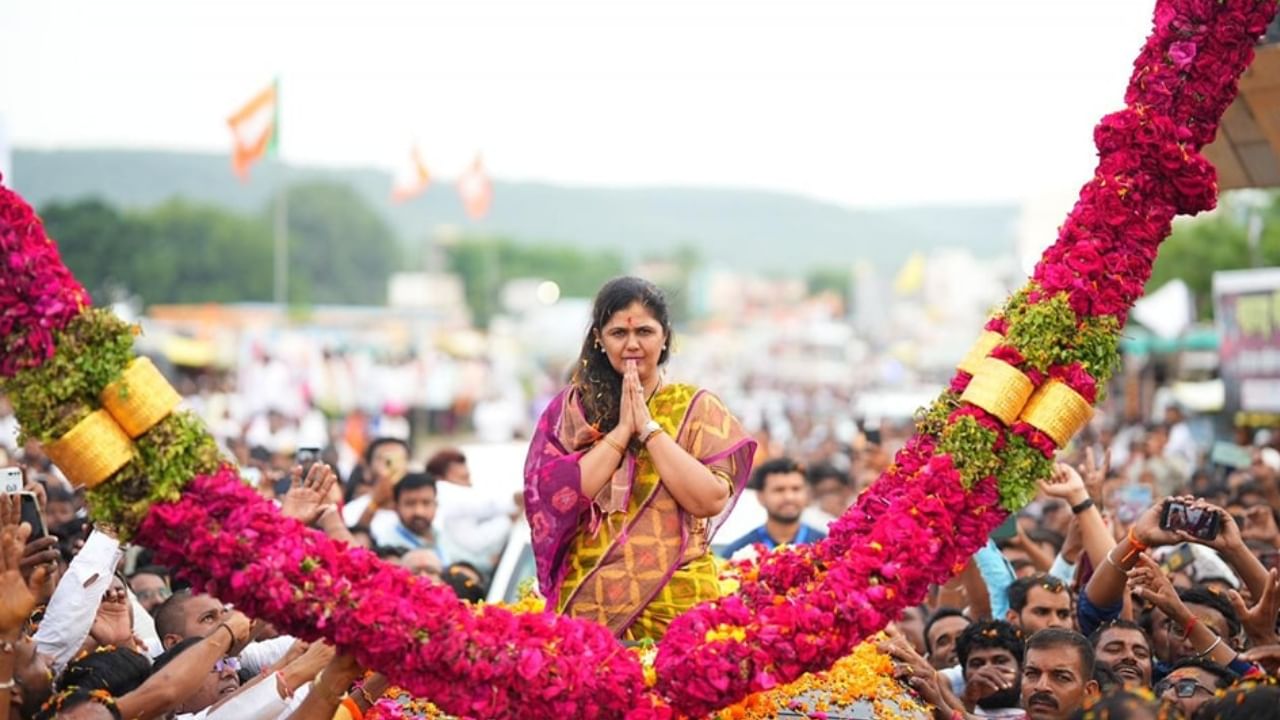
left=11, top=149, right=1018, bottom=273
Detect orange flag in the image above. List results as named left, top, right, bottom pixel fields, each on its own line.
left=391, top=145, right=431, bottom=203
left=457, top=153, right=492, bottom=220
left=227, top=80, right=279, bottom=181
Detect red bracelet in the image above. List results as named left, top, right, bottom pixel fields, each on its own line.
left=1182, top=615, right=1199, bottom=639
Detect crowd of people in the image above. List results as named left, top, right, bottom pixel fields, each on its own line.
left=7, top=360, right=1280, bottom=718
left=0, top=412, right=516, bottom=719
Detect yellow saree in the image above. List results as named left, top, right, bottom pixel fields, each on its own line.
left=524, top=383, right=755, bottom=640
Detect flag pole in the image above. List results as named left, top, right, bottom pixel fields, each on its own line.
left=274, top=182, right=288, bottom=307
left=271, top=76, right=287, bottom=308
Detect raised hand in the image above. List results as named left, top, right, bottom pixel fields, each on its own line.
left=280, top=462, right=339, bottom=525
left=1132, top=498, right=1190, bottom=549
left=90, top=581, right=133, bottom=647
left=1080, top=447, right=1110, bottom=506
left=0, top=493, right=45, bottom=633
left=1127, top=554, right=1187, bottom=623
left=877, top=629, right=948, bottom=710
left=1242, top=644, right=1280, bottom=677
left=1039, top=463, right=1089, bottom=505
left=1228, top=568, right=1280, bottom=646
left=963, top=665, right=1018, bottom=707
left=1240, top=505, right=1280, bottom=548
left=615, top=361, right=636, bottom=438
left=1177, top=499, right=1242, bottom=556
left=221, top=610, right=254, bottom=655
left=627, top=361, right=653, bottom=432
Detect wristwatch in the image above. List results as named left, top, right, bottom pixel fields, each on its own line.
left=640, top=420, right=664, bottom=445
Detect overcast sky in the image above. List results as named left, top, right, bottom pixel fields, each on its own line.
left=1, top=0, right=1162, bottom=207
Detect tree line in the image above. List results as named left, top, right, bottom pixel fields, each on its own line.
left=38, top=182, right=629, bottom=323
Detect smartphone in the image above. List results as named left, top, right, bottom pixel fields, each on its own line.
left=1, top=466, right=22, bottom=495
left=1160, top=500, right=1221, bottom=540
left=295, top=447, right=321, bottom=479
left=19, top=491, right=46, bottom=540
left=990, top=516, right=1019, bottom=542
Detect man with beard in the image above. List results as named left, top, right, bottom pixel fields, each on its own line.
left=721, top=458, right=826, bottom=559
left=1005, top=575, right=1073, bottom=635
left=956, top=620, right=1026, bottom=718
left=1089, top=620, right=1154, bottom=690
left=1019, top=629, right=1099, bottom=720
left=371, top=473, right=446, bottom=560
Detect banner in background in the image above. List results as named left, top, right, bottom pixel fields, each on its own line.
left=1213, top=268, right=1280, bottom=426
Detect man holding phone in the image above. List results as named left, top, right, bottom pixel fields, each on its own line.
left=342, top=437, right=410, bottom=529
left=1079, top=497, right=1269, bottom=682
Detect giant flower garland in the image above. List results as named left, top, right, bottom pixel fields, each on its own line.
left=0, top=0, right=1276, bottom=717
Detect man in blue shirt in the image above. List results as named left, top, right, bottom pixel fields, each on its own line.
left=720, top=458, right=826, bottom=559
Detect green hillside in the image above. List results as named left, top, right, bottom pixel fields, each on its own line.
left=12, top=149, right=1017, bottom=272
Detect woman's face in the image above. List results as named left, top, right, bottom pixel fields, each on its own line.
left=596, top=301, right=666, bottom=383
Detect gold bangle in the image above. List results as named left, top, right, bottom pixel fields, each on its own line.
left=602, top=435, right=626, bottom=455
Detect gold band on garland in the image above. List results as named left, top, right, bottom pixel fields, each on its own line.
left=957, top=331, right=1004, bottom=376
left=101, top=357, right=182, bottom=438
left=959, top=357, right=1034, bottom=425
left=44, top=410, right=134, bottom=489
left=1019, top=379, right=1093, bottom=447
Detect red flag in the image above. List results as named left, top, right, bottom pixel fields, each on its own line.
left=391, top=145, right=431, bottom=203
left=457, top=154, right=492, bottom=220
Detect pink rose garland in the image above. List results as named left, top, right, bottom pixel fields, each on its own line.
left=136, top=469, right=672, bottom=720
left=0, top=0, right=1275, bottom=717
left=0, top=177, right=90, bottom=377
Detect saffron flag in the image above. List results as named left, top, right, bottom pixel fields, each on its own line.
left=227, top=80, right=279, bottom=181
left=391, top=145, right=431, bottom=203
left=457, top=154, right=492, bottom=220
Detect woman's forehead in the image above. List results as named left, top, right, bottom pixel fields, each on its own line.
left=603, top=304, right=659, bottom=329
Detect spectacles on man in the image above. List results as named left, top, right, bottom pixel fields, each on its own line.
left=134, top=588, right=171, bottom=602
left=1155, top=678, right=1214, bottom=698
left=213, top=657, right=242, bottom=674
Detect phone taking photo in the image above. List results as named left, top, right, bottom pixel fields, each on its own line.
left=295, top=447, right=321, bottom=479
left=1, top=466, right=22, bottom=495
left=19, top=491, right=46, bottom=541
left=1160, top=500, right=1221, bottom=541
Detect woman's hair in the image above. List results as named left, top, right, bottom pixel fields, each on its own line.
left=573, top=276, right=672, bottom=431
left=36, top=688, right=124, bottom=720
left=56, top=646, right=151, bottom=695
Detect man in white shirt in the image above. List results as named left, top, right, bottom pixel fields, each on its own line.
left=427, top=448, right=517, bottom=575
left=33, top=528, right=123, bottom=675
left=1164, top=404, right=1198, bottom=470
